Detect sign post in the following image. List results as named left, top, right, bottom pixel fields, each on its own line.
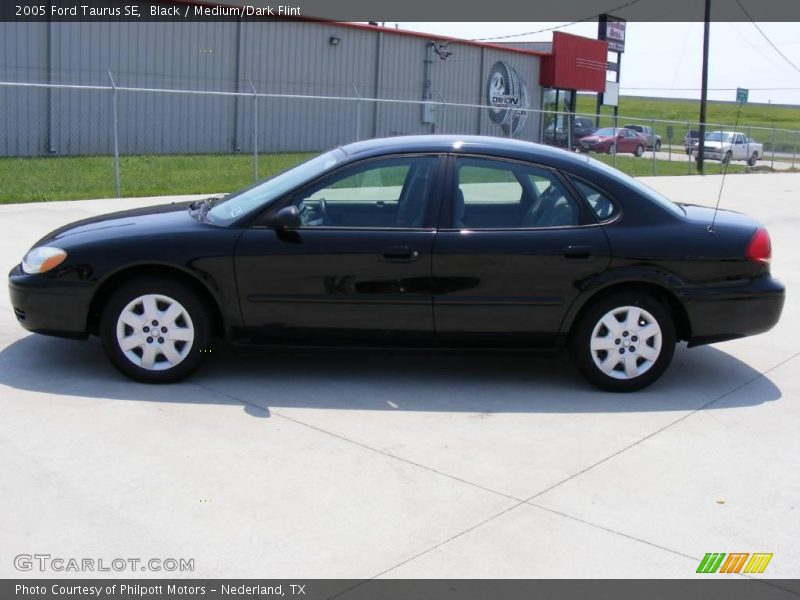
left=596, top=14, right=626, bottom=128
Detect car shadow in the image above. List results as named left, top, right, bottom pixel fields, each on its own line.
left=0, top=333, right=783, bottom=418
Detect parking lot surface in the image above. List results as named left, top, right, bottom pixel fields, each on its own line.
left=1, top=173, right=799, bottom=580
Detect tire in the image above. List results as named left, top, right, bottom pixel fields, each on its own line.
left=570, top=292, right=676, bottom=392
left=747, top=152, right=758, bottom=167
left=99, top=276, right=212, bottom=383
left=722, top=150, right=732, bottom=165
left=486, top=61, right=528, bottom=136
left=633, top=144, right=644, bottom=157
left=654, top=140, right=662, bottom=152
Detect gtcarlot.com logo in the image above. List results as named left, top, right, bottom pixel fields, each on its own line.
left=14, top=553, right=194, bottom=573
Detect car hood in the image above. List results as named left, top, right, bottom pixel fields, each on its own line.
left=581, top=135, right=611, bottom=143
left=701, top=141, right=727, bottom=149
left=35, top=199, right=208, bottom=246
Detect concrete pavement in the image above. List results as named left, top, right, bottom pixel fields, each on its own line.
left=1, top=173, right=799, bottom=580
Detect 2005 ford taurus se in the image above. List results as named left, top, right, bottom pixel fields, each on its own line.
left=9, top=136, right=785, bottom=391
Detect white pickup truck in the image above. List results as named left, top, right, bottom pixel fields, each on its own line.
left=693, top=131, right=763, bottom=166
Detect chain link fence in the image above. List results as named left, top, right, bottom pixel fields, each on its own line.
left=1, top=78, right=798, bottom=201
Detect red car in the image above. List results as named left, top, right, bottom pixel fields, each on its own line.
left=578, top=127, right=647, bottom=157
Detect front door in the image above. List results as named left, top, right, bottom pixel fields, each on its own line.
left=234, top=154, right=443, bottom=340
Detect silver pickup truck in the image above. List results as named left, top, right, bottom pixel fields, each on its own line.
left=692, top=131, right=763, bottom=166
left=623, top=124, right=662, bottom=151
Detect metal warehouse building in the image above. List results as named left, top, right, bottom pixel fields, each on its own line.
left=0, top=20, right=608, bottom=157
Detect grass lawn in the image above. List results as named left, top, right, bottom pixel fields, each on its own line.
left=0, top=153, right=314, bottom=204
left=0, top=150, right=748, bottom=204
left=585, top=152, right=748, bottom=177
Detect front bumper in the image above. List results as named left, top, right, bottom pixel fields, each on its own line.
left=8, top=265, right=93, bottom=339
left=681, top=274, right=785, bottom=346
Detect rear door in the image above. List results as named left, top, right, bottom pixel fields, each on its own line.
left=431, top=155, right=611, bottom=344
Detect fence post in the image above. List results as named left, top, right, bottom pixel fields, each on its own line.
left=567, top=111, right=572, bottom=150
left=438, top=94, right=447, bottom=134
left=107, top=70, right=121, bottom=198
left=351, top=82, right=361, bottom=142
left=793, top=131, right=797, bottom=169
left=612, top=113, right=617, bottom=169
left=687, top=121, right=692, bottom=175
left=249, top=80, right=258, bottom=182
left=771, top=128, right=776, bottom=169
left=652, top=118, right=657, bottom=175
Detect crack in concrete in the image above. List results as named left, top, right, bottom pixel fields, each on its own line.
left=189, top=352, right=799, bottom=585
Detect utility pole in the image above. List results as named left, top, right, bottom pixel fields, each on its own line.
left=698, top=0, right=711, bottom=173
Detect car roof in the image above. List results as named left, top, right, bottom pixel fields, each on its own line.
left=338, top=135, right=602, bottom=171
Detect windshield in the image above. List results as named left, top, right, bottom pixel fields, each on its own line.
left=594, top=128, right=617, bottom=137
left=578, top=155, right=685, bottom=217
left=206, top=149, right=347, bottom=225
left=704, top=132, right=734, bottom=142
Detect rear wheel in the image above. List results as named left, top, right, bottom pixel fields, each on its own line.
left=100, top=277, right=212, bottom=383
left=633, top=144, right=644, bottom=157
left=571, top=292, right=676, bottom=392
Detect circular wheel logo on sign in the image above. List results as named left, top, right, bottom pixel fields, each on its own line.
left=486, top=61, right=529, bottom=136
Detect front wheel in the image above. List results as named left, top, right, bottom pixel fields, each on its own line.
left=100, top=277, right=212, bottom=383
left=570, top=293, right=676, bottom=392
left=633, top=144, right=644, bottom=157
left=748, top=152, right=758, bottom=167
left=654, top=140, right=662, bottom=152
left=722, top=150, right=732, bottom=165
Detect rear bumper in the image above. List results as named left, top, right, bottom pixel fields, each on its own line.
left=681, top=275, right=785, bottom=346
left=8, top=265, right=93, bottom=339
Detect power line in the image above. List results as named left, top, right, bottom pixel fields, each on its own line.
left=735, top=0, right=800, bottom=75
left=471, top=0, right=642, bottom=41
left=621, top=86, right=800, bottom=91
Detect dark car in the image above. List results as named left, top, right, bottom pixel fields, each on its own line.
left=578, top=127, right=648, bottom=156
left=543, top=117, right=595, bottom=149
left=9, top=136, right=784, bottom=392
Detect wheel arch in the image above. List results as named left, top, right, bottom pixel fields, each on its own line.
left=87, top=263, right=225, bottom=338
left=564, top=280, right=691, bottom=343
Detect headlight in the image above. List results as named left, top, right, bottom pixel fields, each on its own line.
left=21, top=246, right=67, bottom=274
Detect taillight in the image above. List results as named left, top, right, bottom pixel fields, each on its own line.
left=746, top=228, right=772, bottom=265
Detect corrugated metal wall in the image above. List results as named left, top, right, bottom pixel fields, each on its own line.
left=0, top=22, right=542, bottom=157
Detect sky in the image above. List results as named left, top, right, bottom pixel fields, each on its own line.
left=393, top=22, right=800, bottom=106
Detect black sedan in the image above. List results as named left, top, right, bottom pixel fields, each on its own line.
left=8, top=136, right=785, bottom=391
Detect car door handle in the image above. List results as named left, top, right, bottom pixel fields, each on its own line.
left=562, top=245, right=595, bottom=260
left=382, top=245, right=420, bottom=262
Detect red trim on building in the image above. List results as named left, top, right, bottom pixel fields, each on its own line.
left=540, top=32, right=607, bottom=93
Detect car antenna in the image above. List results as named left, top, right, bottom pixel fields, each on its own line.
left=708, top=99, right=746, bottom=235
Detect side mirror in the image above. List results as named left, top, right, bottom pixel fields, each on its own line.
left=273, top=205, right=301, bottom=229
